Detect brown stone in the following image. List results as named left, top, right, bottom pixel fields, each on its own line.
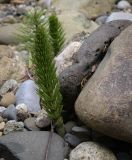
left=0, top=45, right=26, bottom=86
left=0, top=122, right=5, bottom=131
left=80, top=0, right=116, bottom=19
left=0, top=92, right=16, bottom=107
left=75, top=25, right=132, bottom=142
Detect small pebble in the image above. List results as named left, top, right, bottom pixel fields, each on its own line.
left=0, top=92, right=16, bottom=107
left=64, top=121, right=76, bottom=133
left=0, top=132, right=2, bottom=136
left=64, top=133, right=82, bottom=147
left=3, top=120, right=24, bottom=135
left=2, top=104, right=17, bottom=121
left=35, top=111, right=50, bottom=128
left=0, top=121, right=5, bottom=131
left=16, top=103, right=28, bottom=112
left=24, top=117, right=40, bottom=131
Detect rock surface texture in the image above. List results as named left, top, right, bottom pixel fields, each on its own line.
left=75, top=25, right=132, bottom=142
left=59, top=20, right=132, bottom=111
left=0, top=131, right=64, bottom=160
left=70, top=142, right=117, bottom=160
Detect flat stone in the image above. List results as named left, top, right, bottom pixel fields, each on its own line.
left=0, top=131, right=64, bottom=160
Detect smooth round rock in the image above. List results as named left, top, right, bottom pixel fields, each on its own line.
left=75, top=25, right=132, bottom=142
left=70, top=142, right=117, bottom=160
left=2, top=104, right=17, bottom=121
left=16, top=80, right=41, bottom=112
left=24, top=117, right=40, bottom=131
left=117, top=0, right=131, bottom=10
left=35, top=112, right=50, bottom=128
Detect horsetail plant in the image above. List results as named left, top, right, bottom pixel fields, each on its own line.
left=18, top=9, right=65, bottom=136
left=49, top=12, right=65, bottom=56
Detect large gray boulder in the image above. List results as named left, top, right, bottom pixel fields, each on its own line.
left=59, top=20, right=132, bottom=111
left=75, top=25, right=132, bottom=142
left=0, top=131, right=64, bottom=160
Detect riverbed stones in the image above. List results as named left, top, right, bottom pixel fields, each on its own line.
left=59, top=20, right=132, bottom=112
left=75, top=25, right=132, bottom=142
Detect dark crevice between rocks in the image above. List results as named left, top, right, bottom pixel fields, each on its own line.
left=0, top=143, right=19, bottom=160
